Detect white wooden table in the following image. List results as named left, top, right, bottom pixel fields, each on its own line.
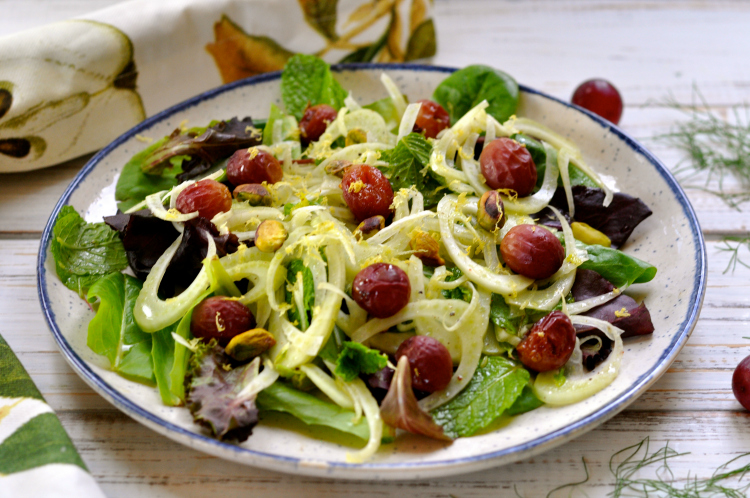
left=2, top=1, right=750, bottom=495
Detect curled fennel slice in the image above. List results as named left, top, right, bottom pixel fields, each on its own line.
left=419, top=287, right=491, bottom=412
left=133, top=234, right=215, bottom=332
left=533, top=315, right=623, bottom=405
left=511, top=117, right=614, bottom=206
left=505, top=205, right=586, bottom=311
left=500, top=142, right=559, bottom=215
left=437, top=195, right=533, bottom=296
left=273, top=242, right=346, bottom=374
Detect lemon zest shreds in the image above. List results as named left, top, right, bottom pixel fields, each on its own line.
left=614, top=307, right=631, bottom=318
left=348, top=179, right=366, bottom=193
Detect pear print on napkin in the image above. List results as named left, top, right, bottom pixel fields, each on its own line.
left=0, top=20, right=145, bottom=172
left=206, top=0, right=437, bottom=84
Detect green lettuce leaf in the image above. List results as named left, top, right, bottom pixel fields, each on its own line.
left=256, top=382, right=369, bottom=441
left=151, top=290, right=212, bottom=406
left=114, top=137, right=182, bottom=212
left=363, top=97, right=400, bottom=131
left=433, top=65, right=519, bottom=124
left=334, top=342, right=388, bottom=382
left=579, top=243, right=657, bottom=288
left=432, top=356, right=529, bottom=438
left=86, top=272, right=153, bottom=383
left=51, top=206, right=128, bottom=298
left=281, top=54, right=347, bottom=120
left=489, top=293, right=522, bottom=335
left=378, top=133, right=444, bottom=208
left=505, top=386, right=544, bottom=416
left=284, top=259, right=315, bottom=330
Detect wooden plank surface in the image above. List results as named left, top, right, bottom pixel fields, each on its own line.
left=2, top=1, right=750, bottom=496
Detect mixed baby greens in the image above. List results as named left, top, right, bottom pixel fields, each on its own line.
left=51, top=55, right=657, bottom=461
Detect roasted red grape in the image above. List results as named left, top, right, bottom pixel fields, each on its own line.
left=299, top=104, right=338, bottom=146
left=227, top=147, right=283, bottom=186
left=396, top=335, right=453, bottom=392
left=479, top=137, right=537, bottom=196
left=732, top=355, right=750, bottom=411
left=571, top=79, right=623, bottom=125
left=352, top=263, right=410, bottom=318
left=516, top=311, right=576, bottom=372
left=191, top=297, right=255, bottom=346
left=500, top=224, right=565, bottom=279
left=175, top=179, right=232, bottom=220
left=413, top=99, right=450, bottom=139
left=341, top=164, right=394, bottom=221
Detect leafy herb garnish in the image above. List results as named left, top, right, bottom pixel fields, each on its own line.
left=280, top=54, right=347, bottom=119
left=51, top=206, right=128, bottom=298
left=284, top=259, right=315, bottom=330
left=432, top=356, right=529, bottom=438
left=378, top=132, right=444, bottom=208
left=655, top=88, right=750, bottom=210
left=441, top=267, right=472, bottom=303
left=718, top=236, right=750, bottom=274
left=334, top=342, right=388, bottom=382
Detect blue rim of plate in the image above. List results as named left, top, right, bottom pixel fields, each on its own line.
left=37, top=63, right=707, bottom=476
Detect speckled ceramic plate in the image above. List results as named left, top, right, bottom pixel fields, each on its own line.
left=38, top=64, right=707, bottom=480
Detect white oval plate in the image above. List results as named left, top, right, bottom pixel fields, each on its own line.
left=38, top=64, right=706, bottom=480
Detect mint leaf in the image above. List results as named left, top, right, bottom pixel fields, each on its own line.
left=334, top=342, right=388, bottom=382
left=256, top=382, right=370, bottom=441
left=319, top=325, right=347, bottom=364
left=284, top=259, right=315, bottom=330
left=432, top=356, right=529, bottom=438
left=489, top=293, right=522, bottom=335
left=441, top=267, right=472, bottom=302
left=281, top=54, right=347, bottom=119
left=86, top=272, right=154, bottom=383
left=51, top=206, right=128, bottom=297
left=379, top=133, right=444, bottom=208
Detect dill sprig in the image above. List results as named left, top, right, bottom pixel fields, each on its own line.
left=717, top=236, right=750, bottom=274
left=654, top=87, right=750, bottom=210
left=531, top=437, right=750, bottom=498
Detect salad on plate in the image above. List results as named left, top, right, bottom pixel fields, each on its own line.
left=50, top=56, right=657, bottom=463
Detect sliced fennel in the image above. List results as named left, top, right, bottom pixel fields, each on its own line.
left=533, top=315, right=624, bottom=405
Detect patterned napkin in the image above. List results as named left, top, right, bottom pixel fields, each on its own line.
left=0, top=0, right=436, bottom=172
left=0, top=335, right=105, bottom=498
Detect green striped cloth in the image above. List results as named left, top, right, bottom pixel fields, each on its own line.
left=0, top=335, right=104, bottom=497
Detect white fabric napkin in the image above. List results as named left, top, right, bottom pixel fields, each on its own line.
left=0, top=0, right=436, bottom=172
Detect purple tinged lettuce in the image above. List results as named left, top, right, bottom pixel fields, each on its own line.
left=140, top=117, right=262, bottom=178
left=571, top=269, right=655, bottom=339
left=380, top=357, right=452, bottom=442
left=185, top=342, right=260, bottom=442
left=545, top=186, right=653, bottom=248
left=104, top=210, right=179, bottom=281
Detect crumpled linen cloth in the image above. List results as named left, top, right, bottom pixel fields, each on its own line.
left=0, top=0, right=436, bottom=172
